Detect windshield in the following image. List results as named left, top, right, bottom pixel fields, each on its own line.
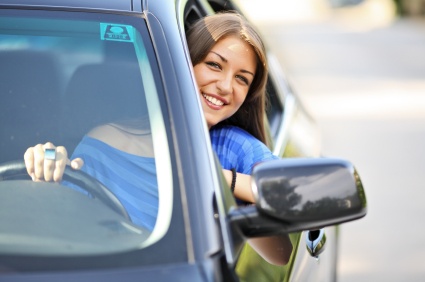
left=0, top=9, right=184, bottom=271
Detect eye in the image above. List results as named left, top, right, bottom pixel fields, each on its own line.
left=236, top=75, right=249, bottom=86
left=205, top=61, right=221, bottom=70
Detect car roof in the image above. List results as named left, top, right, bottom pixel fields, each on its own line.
left=0, top=0, right=141, bottom=12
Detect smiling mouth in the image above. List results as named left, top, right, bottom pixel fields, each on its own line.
left=202, top=93, right=224, bottom=106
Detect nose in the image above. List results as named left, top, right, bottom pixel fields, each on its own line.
left=216, top=74, right=233, bottom=95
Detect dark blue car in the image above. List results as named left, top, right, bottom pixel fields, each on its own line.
left=0, top=0, right=367, bottom=281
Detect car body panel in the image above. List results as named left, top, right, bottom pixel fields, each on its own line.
left=0, top=0, right=135, bottom=11
left=0, top=262, right=208, bottom=282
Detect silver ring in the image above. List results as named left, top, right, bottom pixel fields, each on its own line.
left=44, top=148, right=56, bottom=160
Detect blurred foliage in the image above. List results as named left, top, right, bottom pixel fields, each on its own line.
left=393, top=0, right=402, bottom=14
left=393, top=0, right=425, bottom=16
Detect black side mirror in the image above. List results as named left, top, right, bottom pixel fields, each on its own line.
left=229, top=158, right=367, bottom=237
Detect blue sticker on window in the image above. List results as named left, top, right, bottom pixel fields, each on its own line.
left=100, top=23, right=134, bottom=42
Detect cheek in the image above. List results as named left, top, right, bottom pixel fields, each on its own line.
left=228, top=91, right=248, bottom=117
left=234, top=90, right=248, bottom=108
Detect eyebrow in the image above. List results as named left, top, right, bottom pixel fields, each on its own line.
left=210, top=51, right=255, bottom=77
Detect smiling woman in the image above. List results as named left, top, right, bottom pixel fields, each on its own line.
left=193, top=36, right=257, bottom=128
left=186, top=12, right=269, bottom=145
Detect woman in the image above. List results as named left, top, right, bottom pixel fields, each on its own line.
left=24, top=12, right=292, bottom=265
left=188, top=12, right=292, bottom=266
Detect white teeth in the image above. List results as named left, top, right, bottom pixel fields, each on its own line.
left=203, top=94, right=224, bottom=106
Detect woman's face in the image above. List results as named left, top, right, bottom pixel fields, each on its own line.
left=193, top=36, right=257, bottom=128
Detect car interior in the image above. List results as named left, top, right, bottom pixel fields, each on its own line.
left=0, top=50, right=62, bottom=163
left=0, top=21, right=151, bottom=164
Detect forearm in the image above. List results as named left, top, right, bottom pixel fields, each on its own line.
left=222, top=168, right=293, bottom=266
left=248, top=235, right=293, bottom=266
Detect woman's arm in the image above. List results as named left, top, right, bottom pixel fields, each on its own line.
left=222, top=169, right=255, bottom=202
left=222, top=168, right=293, bottom=266
left=248, top=235, right=293, bottom=266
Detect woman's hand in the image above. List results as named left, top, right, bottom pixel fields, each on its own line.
left=24, top=142, right=84, bottom=182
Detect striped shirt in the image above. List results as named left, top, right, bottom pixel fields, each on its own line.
left=210, top=125, right=278, bottom=174
left=71, top=136, right=158, bottom=231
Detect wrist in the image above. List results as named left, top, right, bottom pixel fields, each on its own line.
left=230, top=168, right=236, bottom=193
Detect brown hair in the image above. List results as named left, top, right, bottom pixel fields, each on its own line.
left=186, top=12, right=269, bottom=144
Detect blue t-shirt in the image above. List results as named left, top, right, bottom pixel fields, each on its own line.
left=210, top=125, right=278, bottom=175
left=70, top=136, right=158, bottom=231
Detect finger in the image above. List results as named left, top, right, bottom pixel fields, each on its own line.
left=70, top=158, right=84, bottom=170
left=24, top=147, right=36, bottom=180
left=53, top=146, right=69, bottom=182
left=43, top=143, right=56, bottom=182
left=33, top=144, right=46, bottom=181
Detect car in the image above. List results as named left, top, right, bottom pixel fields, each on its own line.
left=0, top=0, right=367, bottom=281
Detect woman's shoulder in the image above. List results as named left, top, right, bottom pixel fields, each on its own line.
left=210, top=125, right=264, bottom=147
left=86, top=123, right=154, bottom=157
left=210, top=125, right=256, bottom=140
left=210, top=125, right=278, bottom=174
left=210, top=125, right=276, bottom=158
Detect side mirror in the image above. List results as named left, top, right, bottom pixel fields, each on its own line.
left=229, top=158, right=367, bottom=237
left=252, top=158, right=367, bottom=231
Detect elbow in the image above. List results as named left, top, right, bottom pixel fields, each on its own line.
left=282, top=244, right=293, bottom=266
left=265, top=243, right=293, bottom=266
left=279, top=244, right=293, bottom=266
left=248, top=236, right=293, bottom=266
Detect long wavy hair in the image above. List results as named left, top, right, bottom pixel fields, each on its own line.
left=186, top=12, right=269, bottom=144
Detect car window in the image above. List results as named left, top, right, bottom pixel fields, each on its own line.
left=0, top=9, right=181, bottom=270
